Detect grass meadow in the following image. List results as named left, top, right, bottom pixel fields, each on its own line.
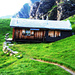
left=0, top=16, right=75, bottom=75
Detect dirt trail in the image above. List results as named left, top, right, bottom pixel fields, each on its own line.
left=31, top=58, right=75, bottom=75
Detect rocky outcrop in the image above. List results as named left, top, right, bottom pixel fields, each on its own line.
left=30, top=0, right=55, bottom=19
left=30, top=2, right=40, bottom=19
left=48, top=2, right=75, bottom=20
left=13, top=0, right=75, bottom=20
left=59, top=3, right=75, bottom=20
left=30, top=0, right=75, bottom=20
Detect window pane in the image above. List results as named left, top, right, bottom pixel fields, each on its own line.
left=22, top=29, right=25, bottom=35
left=26, top=30, right=30, bottom=35
left=55, top=31, right=61, bottom=37
left=31, top=30, right=34, bottom=35
left=48, top=31, right=54, bottom=37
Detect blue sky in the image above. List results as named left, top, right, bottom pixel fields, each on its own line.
left=0, top=0, right=31, bottom=17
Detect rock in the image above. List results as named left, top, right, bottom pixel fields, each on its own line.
left=46, top=2, right=75, bottom=20
left=10, top=53, right=13, bottom=56
left=30, top=0, right=75, bottom=20
left=13, top=51, right=18, bottom=54
left=6, top=38, right=12, bottom=43
left=30, top=2, right=40, bottom=19
left=36, top=0, right=55, bottom=19
left=3, top=41, right=18, bottom=56
left=8, top=44, right=14, bottom=47
left=3, top=46, right=9, bottom=53
left=30, top=0, right=55, bottom=19
left=57, top=3, right=75, bottom=20
left=3, top=42, right=7, bottom=47
left=3, top=46, right=8, bottom=51
left=6, top=33, right=9, bottom=36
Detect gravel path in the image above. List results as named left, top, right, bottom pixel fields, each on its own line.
left=31, top=58, right=75, bottom=75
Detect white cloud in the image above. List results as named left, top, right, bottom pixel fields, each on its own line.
left=0, top=0, right=31, bottom=17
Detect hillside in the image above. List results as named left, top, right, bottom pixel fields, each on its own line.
left=0, top=17, right=75, bottom=74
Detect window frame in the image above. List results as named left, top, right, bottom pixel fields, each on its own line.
left=22, top=29, right=34, bottom=36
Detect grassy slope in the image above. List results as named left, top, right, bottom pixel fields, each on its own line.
left=0, top=16, right=75, bottom=74
left=11, top=35, right=75, bottom=71
left=65, top=15, right=75, bottom=32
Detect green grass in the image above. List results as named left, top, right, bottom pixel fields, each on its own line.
left=0, top=57, right=70, bottom=75
left=64, top=15, right=75, bottom=32
left=0, top=18, right=75, bottom=75
left=10, top=35, right=75, bottom=71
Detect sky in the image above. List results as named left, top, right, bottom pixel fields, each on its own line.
left=0, top=0, right=31, bottom=17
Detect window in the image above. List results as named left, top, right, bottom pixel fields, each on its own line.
left=48, top=31, right=55, bottom=37
left=22, top=29, right=34, bottom=36
left=25, top=29, right=30, bottom=36
left=22, top=29, right=25, bottom=35
left=48, top=30, right=61, bottom=37
left=55, top=31, right=61, bottom=37
left=31, top=30, right=34, bottom=36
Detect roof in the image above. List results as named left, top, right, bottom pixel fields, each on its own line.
left=10, top=18, right=72, bottom=30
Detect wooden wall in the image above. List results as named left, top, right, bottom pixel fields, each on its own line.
left=13, top=28, right=46, bottom=40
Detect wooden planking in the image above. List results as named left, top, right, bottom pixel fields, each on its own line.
left=34, top=30, right=45, bottom=39
left=19, top=29, right=22, bottom=39
left=12, top=28, right=15, bottom=40
left=18, top=29, right=20, bottom=39
left=44, top=31, right=46, bottom=37
left=38, top=31, right=40, bottom=39
left=15, top=28, right=18, bottom=39
left=14, top=28, right=46, bottom=40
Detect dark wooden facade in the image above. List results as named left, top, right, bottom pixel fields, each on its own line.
left=12, top=28, right=46, bottom=42
left=12, top=27, right=72, bottom=42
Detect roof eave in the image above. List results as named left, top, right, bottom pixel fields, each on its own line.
left=10, top=26, right=72, bottom=31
